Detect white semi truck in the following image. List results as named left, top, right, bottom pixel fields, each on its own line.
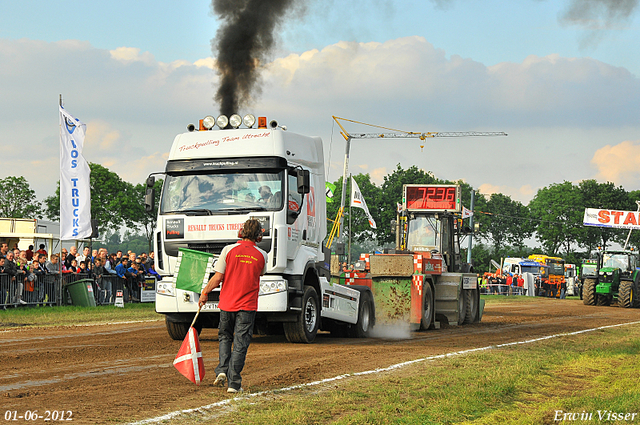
left=147, top=114, right=373, bottom=343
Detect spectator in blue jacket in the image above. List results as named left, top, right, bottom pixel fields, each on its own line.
left=115, top=259, right=137, bottom=302
left=127, top=261, right=143, bottom=302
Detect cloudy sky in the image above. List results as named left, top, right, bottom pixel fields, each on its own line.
left=1, top=0, right=639, bottom=206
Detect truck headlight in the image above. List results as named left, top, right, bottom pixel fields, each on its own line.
left=157, top=281, right=176, bottom=296
left=260, top=279, right=287, bottom=295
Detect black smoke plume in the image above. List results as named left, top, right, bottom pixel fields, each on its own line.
left=561, top=0, right=638, bottom=29
left=212, top=0, right=302, bottom=116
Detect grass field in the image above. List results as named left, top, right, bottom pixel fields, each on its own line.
left=0, top=302, right=160, bottom=327
left=196, top=323, right=640, bottom=425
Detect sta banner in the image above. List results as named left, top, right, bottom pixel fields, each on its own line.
left=583, top=208, right=640, bottom=230
left=59, top=106, right=92, bottom=240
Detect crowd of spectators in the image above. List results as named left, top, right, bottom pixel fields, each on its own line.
left=0, top=242, right=161, bottom=305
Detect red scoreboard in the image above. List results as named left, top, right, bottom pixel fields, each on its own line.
left=403, top=184, right=460, bottom=212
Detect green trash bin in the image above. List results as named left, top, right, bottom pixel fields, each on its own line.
left=64, top=278, right=97, bottom=307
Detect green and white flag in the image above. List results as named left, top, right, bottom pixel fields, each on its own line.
left=175, top=248, right=215, bottom=293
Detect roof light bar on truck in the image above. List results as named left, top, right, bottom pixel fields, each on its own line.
left=229, top=114, right=242, bottom=129
left=190, top=114, right=260, bottom=131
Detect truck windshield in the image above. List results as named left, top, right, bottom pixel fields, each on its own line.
left=160, top=171, right=284, bottom=214
left=407, top=216, right=439, bottom=251
left=521, top=265, right=540, bottom=275
left=548, top=261, right=564, bottom=275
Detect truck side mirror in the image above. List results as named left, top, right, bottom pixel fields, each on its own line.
left=145, top=175, right=156, bottom=213
left=145, top=187, right=156, bottom=213
left=297, top=170, right=310, bottom=194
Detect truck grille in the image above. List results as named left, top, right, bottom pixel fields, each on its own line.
left=187, top=243, right=227, bottom=255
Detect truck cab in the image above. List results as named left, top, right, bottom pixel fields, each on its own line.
left=149, top=115, right=370, bottom=343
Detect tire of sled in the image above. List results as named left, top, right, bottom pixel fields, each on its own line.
left=464, top=288, right=479, bottom=324
left=420, top=282, right=434, bottom=330
left=458, top=286, right=468, bottom=325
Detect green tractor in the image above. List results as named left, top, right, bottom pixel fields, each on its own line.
left=582, top=250, right=640, bottom=308
left=577, top=259, right=598, bottom=300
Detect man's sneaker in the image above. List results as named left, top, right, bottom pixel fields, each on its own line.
left=213, top=373, right=227, bottom=387
left=18, top=299, right=27, bottom=305
left=227, top=387, right=243, bottom=394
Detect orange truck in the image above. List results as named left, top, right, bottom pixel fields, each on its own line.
left=528, top=254, right=565, bottom=297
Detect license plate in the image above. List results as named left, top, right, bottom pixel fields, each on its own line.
left=201, top=302, right=218, bottom=311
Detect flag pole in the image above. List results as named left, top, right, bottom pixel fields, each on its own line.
left=58, top=94, right=63, bottom=273
left=190, top=305, right=202, bottom=328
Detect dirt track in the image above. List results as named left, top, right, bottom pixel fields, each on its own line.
left=2, top=299, right=639, bottom=424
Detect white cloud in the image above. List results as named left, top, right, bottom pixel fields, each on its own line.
left=85, top=120, right=124, bottom=150
left=592, top=140, right=640, bottom=186
left=478, top=184, right=536, bottom=204
left=109, top=47, right=156, bottom=64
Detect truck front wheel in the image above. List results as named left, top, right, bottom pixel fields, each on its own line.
left=284, top=285, right=319, bottom=343
left=166, top=317, right=202, bottom=340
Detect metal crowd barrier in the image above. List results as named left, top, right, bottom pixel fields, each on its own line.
left=1, top=272, right=156, bottom=308
left=2, top=273, right=59, bottom=308
left=481, top=283, right=528, bottom=296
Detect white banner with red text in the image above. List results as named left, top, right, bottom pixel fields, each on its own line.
left=583, top=208, right=640, bottom=230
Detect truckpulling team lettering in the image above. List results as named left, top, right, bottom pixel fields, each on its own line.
left=178, top=131, right=271, bottom=152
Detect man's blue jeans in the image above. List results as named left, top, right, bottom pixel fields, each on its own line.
left=216, top=310, right=256, bottom=391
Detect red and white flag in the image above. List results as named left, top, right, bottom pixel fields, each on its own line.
left=462, top=206, right=473, bottom=219
left=173, top=327, right=205, bottom=385
left=350, top=176, right=377, bottom=229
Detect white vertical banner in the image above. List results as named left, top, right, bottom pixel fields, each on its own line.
left=59, top=105, right=92, bottom=240
left=350, top=176, right=377, bottom=229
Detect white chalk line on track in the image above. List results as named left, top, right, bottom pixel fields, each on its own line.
left=128, top=320, right=640, bottom=425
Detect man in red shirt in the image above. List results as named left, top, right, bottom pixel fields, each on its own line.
left=198, top=219, right=267, bottom=394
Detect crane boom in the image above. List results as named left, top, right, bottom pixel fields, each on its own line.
left=348, top=131, right=508, bottom=139
left=330, top=115, right=508, bottom=248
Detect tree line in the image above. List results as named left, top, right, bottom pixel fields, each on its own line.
left=2, top=164, right=639, bottom=273
left=328, top=165, right=640, bottom=272
left=0, top=164, right=162, bottom=253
